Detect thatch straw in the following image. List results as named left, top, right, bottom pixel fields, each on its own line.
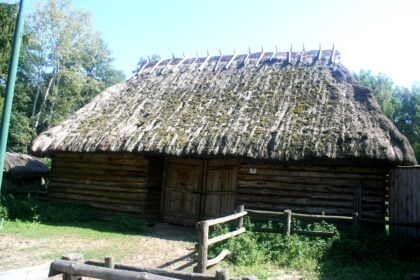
left=4, top=152, right=49, bottom=177
left=30, top=50, right=416, bottom=166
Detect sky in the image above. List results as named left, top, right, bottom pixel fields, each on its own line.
left=24, top=0, right=420, bottom=87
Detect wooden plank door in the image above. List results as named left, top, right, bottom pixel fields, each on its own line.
left=202, top=160, right=237, bottom=220
left=163, top=158, right=203, bottom=226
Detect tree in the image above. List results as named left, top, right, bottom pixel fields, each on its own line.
left=0, top=3, right=18, bottom=82
left=28, top=0, right=124, bottom=131
left=0, top=0, right=124, bottom=152
left=354, top=70, right=420, bottom=162
left=353, top=70, right=397, bottom=120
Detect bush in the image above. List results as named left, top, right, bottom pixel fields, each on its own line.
left=207, top=219, right=420, bottom=280
left=0, top=194, right=93, bottom=223
left=112, top=214, right=148, bottom=233
left=0, top=204, right=8, bottom=220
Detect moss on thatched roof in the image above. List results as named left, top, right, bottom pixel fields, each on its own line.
left=31, top=50, right=416, bottom=166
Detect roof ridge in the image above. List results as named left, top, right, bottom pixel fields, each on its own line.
left=135, top=49, right=341, bottom=76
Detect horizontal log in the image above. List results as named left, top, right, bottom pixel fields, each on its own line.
left=51, top=182, right=148, bottom=193
left=241, top=202, right=384, bottom=219
left=49, top=192, right=143, bottom=206
left=52, top=177, right=146, bottom=188
left=292, top=213, right=353, bottom=221
left=49, top=187, right=148, bottom=200
left=238, top=194, right=384, bottom=210
left=85, top=261, right=216, bottom=280
left=53, top=167, right=147, bottom=177
left=51, top=259, right=175, bottom=280
left=53, top=161, right=148, bottom=172
left=238, top=188, right=383, bottom=203
left=205, top=211, right=248, bottom=226
left=246, top=209, right=285, bottom=217
left=0, top=262, right=58, bottom=280
left=51, top=172, right=146, bottom=183
left=207, top=249, right=231, bottom=267
left=238, top=168, right=385, bottom=180
left=239, top=163, right=387, bottom=175
left=238, top=175, right=384, bottom=188
left=237, top=180, right=384, bottom=196
left=360, top=218, right=420, bottom=228
left=238, top=194, right=355, bottom=207
left=292, top=230, right=336, bottom=237
left=208, top=227, right=246, bottom=245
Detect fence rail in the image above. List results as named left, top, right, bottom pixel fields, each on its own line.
left=0, top=253, right=236, bottom=280
left=196, top=206, right=247, bottom=273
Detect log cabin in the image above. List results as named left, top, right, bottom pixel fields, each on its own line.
left=30, top=49, right=416, bottom=225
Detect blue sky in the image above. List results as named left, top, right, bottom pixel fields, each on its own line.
left=26, top=0, right=420, bottom=86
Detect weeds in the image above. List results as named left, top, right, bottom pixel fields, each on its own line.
left=0, top=194, right=92, bottom=223
left=207, top=219, right=420, bottom=280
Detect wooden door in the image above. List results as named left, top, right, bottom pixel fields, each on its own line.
left=163, top=158, right=203, bottom=226
left=202, top=160, right=237, bottom=220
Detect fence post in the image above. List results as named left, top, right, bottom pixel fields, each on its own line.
left=283, top=210, right=291, bottom=236
left=215, top=269, right=229, bottom=280
left=236, top=204, right=245, bottom=229
left=104, top=256, right=114, bottom=269
left=197, top=221, right=209, bottom=273
left=61, top=252, right=84, bottom=280
left=352, top=212, right=359, bottom=239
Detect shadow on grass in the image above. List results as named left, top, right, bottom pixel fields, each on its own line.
left=40, top=220, right=197, bottom=242
left=317, top=234, right=420, bottom=280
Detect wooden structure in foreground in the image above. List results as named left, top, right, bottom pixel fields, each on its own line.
left=0, top=253, right=240, bottom=280
left=389, top=166, right=420, bottom=238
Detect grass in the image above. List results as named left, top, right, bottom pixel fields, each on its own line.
left=0, top=220, right=143, bottom=265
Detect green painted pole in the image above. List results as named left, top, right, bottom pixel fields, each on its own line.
left=0, top=0, right=27, bottom=196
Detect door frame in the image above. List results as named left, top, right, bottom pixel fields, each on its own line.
left=160, top=157, right=238, bottom=224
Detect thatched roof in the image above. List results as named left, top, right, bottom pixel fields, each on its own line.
left=4, top=152, right=49, bottom=177
left=31, top=49, right=416, bottom=166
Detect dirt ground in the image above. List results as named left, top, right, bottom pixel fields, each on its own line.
left=0, top=222, right=301, bottom=279
left=0, top=223, right=196, bottom=272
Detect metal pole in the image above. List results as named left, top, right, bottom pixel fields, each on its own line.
left=0, top=0, right=27, bottom=195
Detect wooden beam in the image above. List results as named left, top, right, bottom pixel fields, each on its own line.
left=206, top=211, right=248, bottom=226
left=208, top=227, right=246, bottom=246
left=292, top=213, right=353, bottom=221
left=206, top=249, right=231, bottom=267
left=51, top=260, right=176, bottom=280
left=197, top=221, right=209, bottom=273
left=85, top=261, right=216, bottom=280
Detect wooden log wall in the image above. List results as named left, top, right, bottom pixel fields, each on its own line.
left=237, top=163, right=388, bottom=219
left=49, top=153, right=162, bottom=223
left=389, top=166, right=420, bottom=238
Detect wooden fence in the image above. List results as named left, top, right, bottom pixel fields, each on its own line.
left=195, top=205, right=420, bottom=273
left=0, top=253, right=238, bottom=280
left=390, top=166, right=420, bottom=238
left=195, top=205, right=247, bottom=273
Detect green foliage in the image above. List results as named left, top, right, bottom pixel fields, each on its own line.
left=0, top=194, right=92, bottom=223
left=111, top=214, right=149, bottom=233
left=0, top=204, right=8, bottom=219
left=207, top=220, right=420, bottom=280
left=0, top=0, right=125, bottom=152
left=354, top=70, right=420, bottom=162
